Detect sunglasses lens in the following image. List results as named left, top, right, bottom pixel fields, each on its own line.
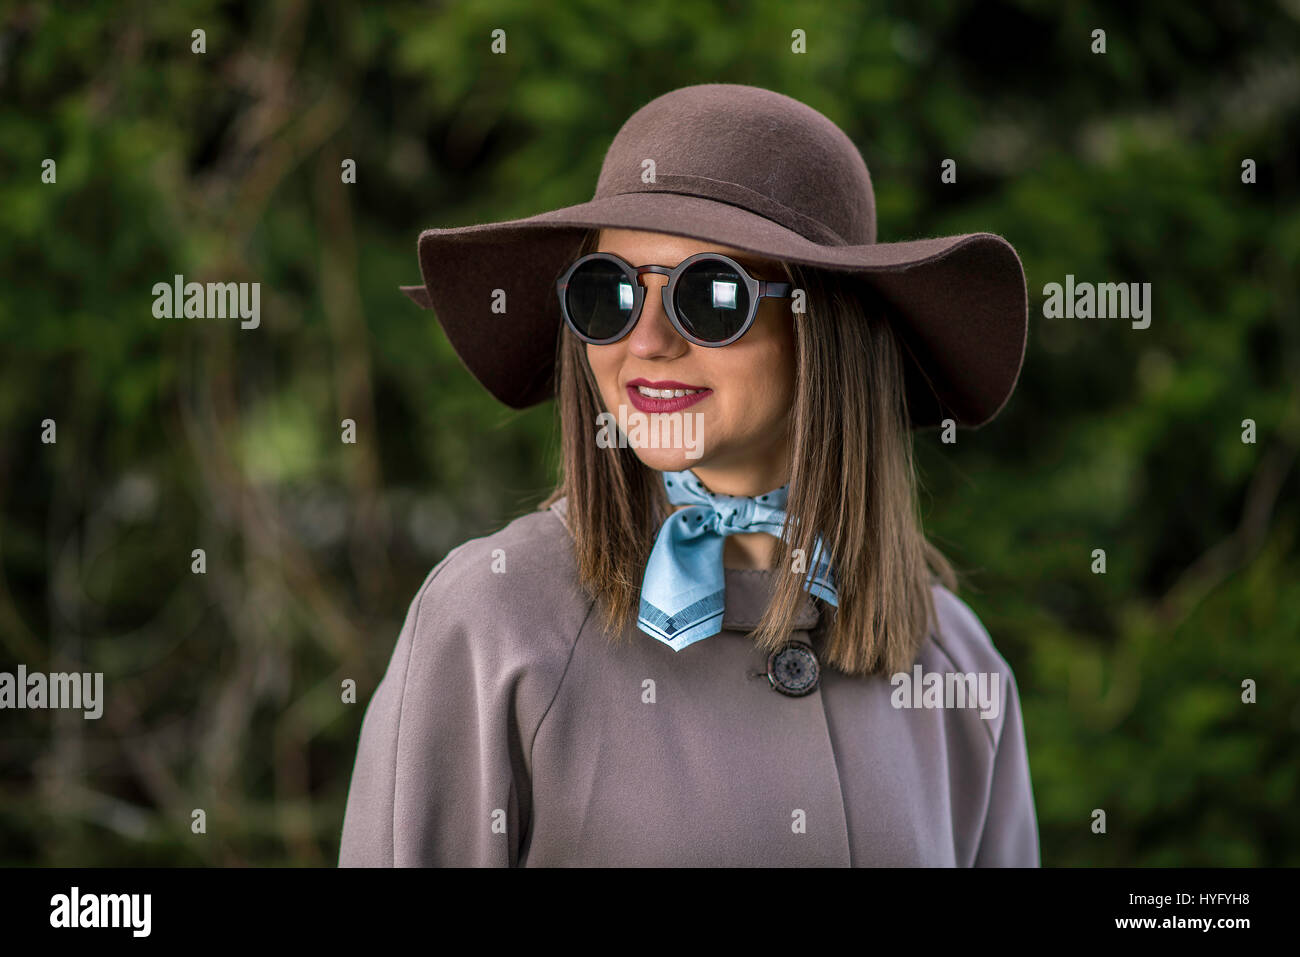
left=674, top=259, right=752, bottom=342
left=564, top=259, right=635, bottom=341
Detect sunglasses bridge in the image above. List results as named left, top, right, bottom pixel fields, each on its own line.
left=628, top=262, right=792, bottom=301
left=558, top=253, right=793, bottom=347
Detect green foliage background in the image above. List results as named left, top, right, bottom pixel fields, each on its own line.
left=1, top=0, right=1297, bottom=865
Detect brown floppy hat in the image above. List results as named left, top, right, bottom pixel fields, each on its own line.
left=401, top=82, right=1028, bottom=429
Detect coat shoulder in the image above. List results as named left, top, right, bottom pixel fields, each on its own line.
left=429, top=500, right=577, bottom=587
left=404, top=499, right=591, bottom=663
left=925, top=582, right=1015, bottom=680
left=922, top=583, right=1025, bottom=746
left=340, top=499, right=587, bottom=866
left=923, top=585, right=1039, bottom=866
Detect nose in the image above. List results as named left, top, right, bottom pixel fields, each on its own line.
left=626, top=273, right=686, bottom=358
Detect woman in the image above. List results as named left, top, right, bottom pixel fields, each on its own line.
left=339, top=83, right=1039, bottom=866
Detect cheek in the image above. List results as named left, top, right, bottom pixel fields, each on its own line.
left=585, top=345, right=621, bottom=406
left=737, top=312, right=797, bottom=407
left=711, top=344, right=795, bottom=423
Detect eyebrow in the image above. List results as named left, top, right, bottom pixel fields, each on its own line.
left=608, top=250, right=780, bottom=275
left=725, top=252, right=781, bottom=275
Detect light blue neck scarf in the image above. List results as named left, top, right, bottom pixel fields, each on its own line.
left=636, top=469, right=839, bottom=651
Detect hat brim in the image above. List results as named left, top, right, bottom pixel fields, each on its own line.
left=401, top=191, right=1028, bottom=429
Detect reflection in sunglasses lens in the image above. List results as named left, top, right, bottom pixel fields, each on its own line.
left=567, top=259, right=633, bottom=340
left=676, top=259, right=750, bottom=342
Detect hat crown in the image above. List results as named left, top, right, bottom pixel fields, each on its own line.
left=594, top=83, right=876, bottom=246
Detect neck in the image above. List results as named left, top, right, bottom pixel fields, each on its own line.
left=683, top=463, right=788, bottom=498
left=683, top=433, right=790, bottom=496
left=722, top=532, right=779, bottom=571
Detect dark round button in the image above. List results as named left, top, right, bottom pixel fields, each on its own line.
left=766, top=641, right=820, bottom=697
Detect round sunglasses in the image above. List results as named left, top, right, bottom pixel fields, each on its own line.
left=556, top=251, right=793, bottom=347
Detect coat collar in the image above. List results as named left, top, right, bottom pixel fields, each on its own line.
left=720, top=567, right=821, bottom=632
left=547, top=496, right=822, bottom=634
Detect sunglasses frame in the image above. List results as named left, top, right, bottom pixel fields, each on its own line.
left=556, top=251, right=793, bottom=348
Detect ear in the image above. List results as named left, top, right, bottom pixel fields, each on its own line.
left=400, top=285, right=433, bottom=309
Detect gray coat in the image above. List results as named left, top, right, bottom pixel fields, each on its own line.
left=339, top=496, right=1040, bottom=866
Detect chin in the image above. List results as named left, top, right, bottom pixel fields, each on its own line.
left=631, top=447, right=709, bottom=474
left=596, top=398, right=712, bottom=473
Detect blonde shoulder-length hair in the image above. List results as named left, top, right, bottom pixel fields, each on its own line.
left=539, top=228, right=961, bottom=678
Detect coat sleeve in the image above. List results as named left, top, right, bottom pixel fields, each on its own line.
left=338, top=551, right=532, bottom=867
left=973, top=667, right=1041, bottom=866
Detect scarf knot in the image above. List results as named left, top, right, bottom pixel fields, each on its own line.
left=636, top=469, right=838, bottom=651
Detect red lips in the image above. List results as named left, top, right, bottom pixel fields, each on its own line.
left=625, top=378, right=712, bottom=413
left=627, top=378, right=707, bottom=390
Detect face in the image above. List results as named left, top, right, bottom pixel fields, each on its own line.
left=584, top=228, right=797, bottom=497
